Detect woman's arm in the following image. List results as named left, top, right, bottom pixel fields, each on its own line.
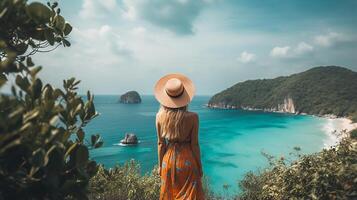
left=156, top=114, right=166, bottom=175
left=191, top=113, right=203, bottom=177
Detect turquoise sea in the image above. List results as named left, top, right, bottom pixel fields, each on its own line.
left=86, top=95, right=330, bottom=194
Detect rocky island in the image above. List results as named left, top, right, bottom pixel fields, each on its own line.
left=120, top=133, right=139, bottom=145
left=119, top=91, right=142, bottom=104
left=208, top=66, right=357, bottom=121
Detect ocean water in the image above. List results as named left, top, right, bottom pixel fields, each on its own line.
left=86, top=95, right=330, bottom=194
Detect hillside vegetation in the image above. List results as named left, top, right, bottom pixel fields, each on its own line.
left=208, top=66, right=357, bottom=121
left=238, top=134, right=357, bottom=200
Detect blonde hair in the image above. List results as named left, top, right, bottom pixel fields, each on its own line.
left=158, top=105, right=187, bottom=140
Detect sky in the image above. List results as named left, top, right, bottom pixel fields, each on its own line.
left=16, top=0, right=357, bottom=95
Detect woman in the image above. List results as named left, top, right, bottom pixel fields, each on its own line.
left=154, top=74, right=204, bottom=200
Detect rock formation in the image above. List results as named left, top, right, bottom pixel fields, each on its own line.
left=277, top=97, right=296, bottom=113
left=120, top=133, right=138, bottom=145
left=209, top=97, right=296, bottom=114
left=119, top=91, right=141, bottom=104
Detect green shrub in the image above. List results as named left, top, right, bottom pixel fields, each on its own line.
left=0, top=1, right=102, bottom=199
left=88, top=160, right=223, bottom=200
left=237, top=138, right=357, bottom=200
left=350, top=129, right=357, bottom=139
left=89, top=160, right=161, bottom=200
left=351, top=113, right=357, bottom=123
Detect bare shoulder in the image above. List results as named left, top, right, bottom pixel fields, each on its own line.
left=185, top=111, right=199, bottom=120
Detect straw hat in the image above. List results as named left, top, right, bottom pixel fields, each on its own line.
left=154, top=73, right=195, bottom=108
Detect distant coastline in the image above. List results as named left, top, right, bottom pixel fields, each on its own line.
left=208, top=66, right=357, bottom=129
left=206, top=103, right=357, bottom=148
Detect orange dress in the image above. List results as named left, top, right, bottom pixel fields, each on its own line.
left=156, top=112, right=204, bottom=200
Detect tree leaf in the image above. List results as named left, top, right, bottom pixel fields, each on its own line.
left=76, top=128, right=85, bottom=142
left=63, top=39, right=71, bottom=47
left=24, top=109, right=40, bottom=122
left=14, top=43, right=28, bottom=55
left=44, top=29, right=55, bottom=45
left=54, top=15, right=66, bottom=31
left=26, top=57, right=35, bottom=67
left=32, top=79, right=43, bottom=99
left=65, top=143, right=77, bottom=159
left=94, top=141, right=103, bottom=149
left=26, top=2, right=51, bottom=24
left=30, top=66, right=42, bottom=77
left=53, top=88, right=64, bottom=98
left=75, top=145, right=89, bottom=169
left=0, top=73, right=7, bottom=87
left=63, top=23, right=73, bottom=36
left=91, top=134, right=98, bottom=146
left=15, top=75, right=30, bottom=91
left=31, top=149, right=46, bottom=167
left=87, top=91, right=91, bottom=101
left=0, top=7, right=8, bottom=19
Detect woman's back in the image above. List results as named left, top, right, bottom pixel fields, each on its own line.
left=154, top=73, right=204, bottom=199
left=156, top=110, right=204, bottom=200
left=156, top=111, right=197, bottom=142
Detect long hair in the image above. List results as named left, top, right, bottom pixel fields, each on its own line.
left=158, top=105, right=187, bottom=140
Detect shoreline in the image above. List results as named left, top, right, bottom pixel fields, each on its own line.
left=320, top=117, right=357, bottom=148
left=206, top=104, right=357, bottom=148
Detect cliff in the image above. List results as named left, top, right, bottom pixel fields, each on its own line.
left=208, top=66, right=357, bottom=119
left=119, top=91, right=142, bottom=104
left=277, top=97, right=295, bottom=113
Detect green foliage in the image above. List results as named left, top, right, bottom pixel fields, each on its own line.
left=350, top=129, right=357, bottom=139
left=88, top=160, right=222, bottom=200
left=0, top=0, right=72, bottom=73
left=209, top=66, right=357, bottom=118
left=89, top=160, right=161, bottom=200
left=237, top=137, right=357, bottom=200
left=0, top=1, right=102, bottom=199
left=351, top=112, right=357, bottom=123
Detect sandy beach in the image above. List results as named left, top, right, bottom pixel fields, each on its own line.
left=322, top=117, right=357, bottom=148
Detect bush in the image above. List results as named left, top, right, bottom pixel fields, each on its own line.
left=237, top=137, right=357, bottom=200
left=89, top=160, right=161, bottom=200
left=88, top=160, right=223, bottom=200
left=350, top=129, right=357, bottom=139
left=350, top=112, right=357, bottom=123
left=0, top=1, right=102, bottom=199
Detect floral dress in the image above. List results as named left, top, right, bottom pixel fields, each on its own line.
left=156, top=112, right=204, bottom=200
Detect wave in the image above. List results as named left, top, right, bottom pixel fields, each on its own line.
left=113, top=140, right=142, bottom=146
left=321, top=117, right=356, bottom=149
left=321, top=119, right=340, bottom=148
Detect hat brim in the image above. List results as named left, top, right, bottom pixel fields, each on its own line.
left=154, top=73, right=195, bottom=108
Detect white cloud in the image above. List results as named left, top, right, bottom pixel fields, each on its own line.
left=122, top=0, right=212, bottom=35
left=122, top=1, right=137, bottom=20
left=131, top=26, right=147, bottom=35
left=71, top=25, right=131, bottom=64
left=79, top=0, right=118, bottom=19
left=314, top=32, right=342, bottom=47
left=270, top=46, right=290, bottom=57
left=270, top=42, right=314, bottom=58
left=294, top=42, right=314, bottom=54
left=238, top=51, right=256, bottom=63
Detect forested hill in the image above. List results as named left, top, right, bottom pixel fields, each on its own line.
left=208, top=66, right=357, bottom=121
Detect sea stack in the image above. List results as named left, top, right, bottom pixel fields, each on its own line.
left=119, top=91, right=142, bottom=104
left=120, top=133, right=138, bottom=145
